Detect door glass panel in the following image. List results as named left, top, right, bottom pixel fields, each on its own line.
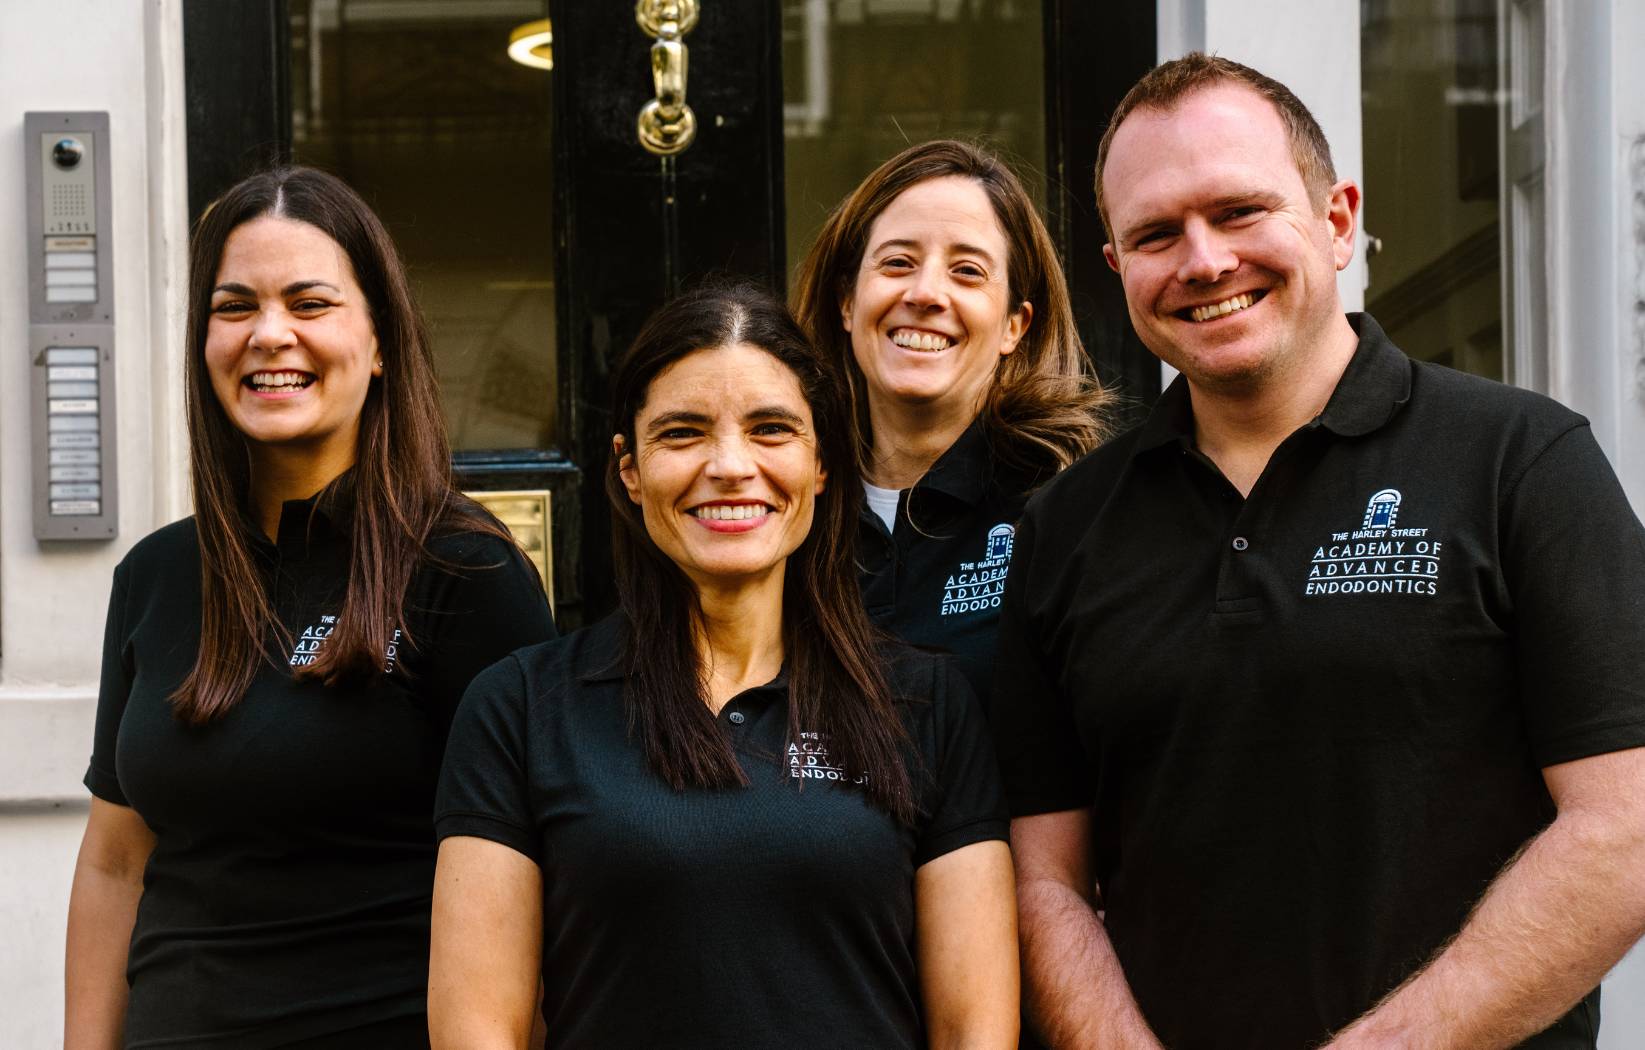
left=1360, top=0, right=1503, bottom=381
left=780, top=0, right=1046, bottom=283
left=289, top=0, right=557, bottom=450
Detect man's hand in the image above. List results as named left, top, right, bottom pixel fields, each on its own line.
left=1013, top=808, right=1164, bottom=1050
left=1328, top=746, right=1645, bottom=1050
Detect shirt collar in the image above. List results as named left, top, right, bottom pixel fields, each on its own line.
left=1316, top=313, right=1412, bottom=437
left=584, top=615, right=790, bottom=703
left=240, top=469, right=358, bottom=551
left=1131, top=312, right=1412, bottom=458
left=913, top=413, right=989, bottom=506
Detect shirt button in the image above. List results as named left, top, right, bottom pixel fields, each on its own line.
left=728, top=711, right=746, bottom=724
left=1232, top=536, right=1249, bottom=551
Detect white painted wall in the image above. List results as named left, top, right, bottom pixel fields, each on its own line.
left=1602, top=0, right=1645, bottom=514
left=0, top=1, right=190, bottom=1043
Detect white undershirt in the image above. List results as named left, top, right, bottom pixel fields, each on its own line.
left=864, top=483, right=903, bottom=533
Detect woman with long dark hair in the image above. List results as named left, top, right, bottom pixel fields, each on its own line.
left=428, top=284, right=1017, bottom=1049
left=791, top=140, right=1114, bottom=704
left=64, top=167, right=555, bottom=1049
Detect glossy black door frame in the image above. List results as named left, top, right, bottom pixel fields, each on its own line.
left=1043, top=0, right=1161, bottom=429
left=182, top=0, right=292, bottom=224
left=548, top=0, right=786, bottom=630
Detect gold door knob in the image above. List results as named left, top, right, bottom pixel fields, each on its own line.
left=636, top=0, right=699, bottom=155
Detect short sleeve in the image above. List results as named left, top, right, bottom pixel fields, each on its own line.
left=84, top=565, right=132, bottom=806
left=416, top=532, right=557, bottom=726
left=1503, top=425, right=1645, bottom=767
left=988, top=512, right=1097, bottom=816
left=913, top=656, right=1010, bottom=868
left=434, top=656, right=540, bottom=862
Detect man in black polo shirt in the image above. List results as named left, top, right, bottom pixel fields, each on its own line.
left=992, top=53, right=1645, bottom=1050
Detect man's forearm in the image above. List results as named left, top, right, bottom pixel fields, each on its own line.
left=1330, top=805, right=1645, bottom=1050
left=1018, top=877, right=1163, bottom=1050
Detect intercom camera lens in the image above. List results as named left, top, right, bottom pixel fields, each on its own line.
left=52, top=139, right=84, bottom=170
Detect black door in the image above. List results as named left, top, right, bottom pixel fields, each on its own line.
left=182, top=0, right=1154, bottom=634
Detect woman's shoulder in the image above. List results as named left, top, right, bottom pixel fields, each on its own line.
left=424, top=522, right=525, bottom=565
left=118, top=517, right=201, bottom=581
left=876, top=639, right=971, bottom=705
left=508, top=613, right=628, bottom=688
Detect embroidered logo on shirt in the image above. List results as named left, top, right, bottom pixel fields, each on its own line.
left=1305, top=488, right=1442, bottom=596
left=288, top=617, right=403, bottom=671
left=289, top=615, right=337, bottom=666
left=941, top=523, right=1015, bottom=616
left=788, top=732, right=867, bottom=784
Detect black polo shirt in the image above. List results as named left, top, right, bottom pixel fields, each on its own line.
left=86, top=486, right=555, bottom=1050
left=991, top=314, right=1645, bottom=1050
left=434, top=613, right=1009, bottom=1050
left=859, top=415, right=1029, bottom=704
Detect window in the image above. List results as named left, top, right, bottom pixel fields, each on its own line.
left=289, top=0, right=557, bottom=450
left=780, top=0, right=1046, bottom=281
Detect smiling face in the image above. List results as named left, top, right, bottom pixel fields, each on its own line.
left=841, top=176, right=1030, bottom=418
left=617, top=343, right=827, bottom=590
left=205, top=216, right=382, bottom=460
left=1101, top=83, right=1358, bottom=389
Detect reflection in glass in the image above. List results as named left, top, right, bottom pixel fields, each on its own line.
left=781, top=0, right=1046, bottom=283
left=1360, top=0, right=1502, bottom=381
left=289, top=0, right=556, bottom=451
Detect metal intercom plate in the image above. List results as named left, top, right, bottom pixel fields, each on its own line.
left=25, top=112, right=117, bottom=540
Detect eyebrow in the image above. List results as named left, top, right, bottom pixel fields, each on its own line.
left=1120, top=191, right=1287, bottom=243
left=869, top=238, right=998, bottom=267
left=643, top=405, right=806, bottom=434
left=210, top=280, right=343, bottom=297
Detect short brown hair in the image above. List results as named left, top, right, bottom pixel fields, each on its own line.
left=1095, top=52, right=1337, bottom=241
left=791, top=139, right=1113, bottom=493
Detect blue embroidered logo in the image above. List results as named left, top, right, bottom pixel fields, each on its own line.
left=986, top=523, right=1015, bottom=561
left=1362, top=488, right=1402, bottom=529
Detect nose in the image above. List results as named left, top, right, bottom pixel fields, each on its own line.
left=704, top=431, right=758, bottom=486
left=1177, top=216, right=1239, bottom=286
left=249, top=304, right=297, bottom=355
left=902, top=259, right=949, bottom=311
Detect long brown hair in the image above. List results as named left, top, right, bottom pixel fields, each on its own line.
left=791, top=139, right=1114, bottom=494
left=607, top=284, right=916, bottom=824
left=176, top=166, right=518, bottom=725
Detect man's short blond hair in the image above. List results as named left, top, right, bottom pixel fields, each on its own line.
left=1095, top=52, right=1338, bottom=241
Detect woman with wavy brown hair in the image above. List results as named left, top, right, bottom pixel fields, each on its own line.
left=791, top=139, right=1113, bottom=704
left=64, top=166, right=554, bottom=1050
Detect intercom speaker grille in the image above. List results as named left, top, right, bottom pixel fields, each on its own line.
left=49, top=184, right=90, bottom=223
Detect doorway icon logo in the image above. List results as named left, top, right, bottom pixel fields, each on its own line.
left=1362, top=489, right=1402, bottom=529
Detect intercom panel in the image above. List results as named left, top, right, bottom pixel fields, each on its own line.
left=25, top=112, right=116, bottom=540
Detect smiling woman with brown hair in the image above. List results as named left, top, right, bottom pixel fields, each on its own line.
left=428, top=283, right=1017, bottom=1050
left=791, top=140, right=1115, bottom=707
left=63, top=166, right=554, bottom=1050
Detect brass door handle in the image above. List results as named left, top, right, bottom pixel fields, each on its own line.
left=636, top=0, right=699, bottom=155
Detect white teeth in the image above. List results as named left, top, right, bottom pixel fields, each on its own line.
left=1189, top=293, right=1257, bottom=323
left=248, top=370, right=314, bottom=391
left=694, top=504, right=772, bottom=521
left=891, top=329, right=953, bottom=352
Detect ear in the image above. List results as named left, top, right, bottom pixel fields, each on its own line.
left=1326, top=177, right=1361, bottom=272
left=613, top=434, right=642, bottom=505
left=813, top=457, right=828, bottom=496
left=999, top=301, right=1033, bottom=356
left=370, top=334, right=383, bottom=376
left=1103, top=243, right=1120, bottom=273
left=839, top=290, right=854, bottom=334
